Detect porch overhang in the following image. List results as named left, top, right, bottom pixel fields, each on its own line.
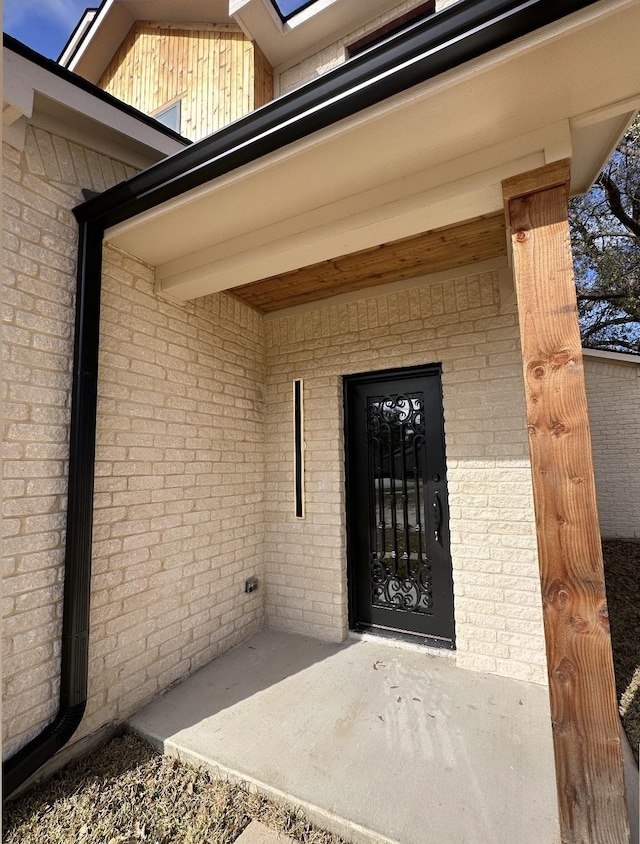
left=101, top=0, right=640, bottom=308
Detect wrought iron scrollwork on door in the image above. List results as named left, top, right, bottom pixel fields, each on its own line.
left=367, top=393, right=433, bottom=614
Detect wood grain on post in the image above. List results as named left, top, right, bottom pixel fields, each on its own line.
left=503, top=163, right=630, bottom=844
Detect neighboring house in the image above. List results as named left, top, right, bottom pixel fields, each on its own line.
left=584, top=350, right=640, bottom=540
left=2, top=0, right=640, bottom=840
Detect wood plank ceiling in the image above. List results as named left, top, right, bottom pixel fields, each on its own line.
left=231, top=212, right=506, bottom=313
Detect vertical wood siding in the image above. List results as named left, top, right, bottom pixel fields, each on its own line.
left=98, top=22, right=274, bottom=140
left=254, top=44, right=274, bottom=110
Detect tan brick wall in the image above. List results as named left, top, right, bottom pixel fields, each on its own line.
left=3, top=127, right=139, bottom=757
left=2, top=126, right=266, bottom=757
left=81, top=249, right=265, bottom=741
left=278, top=0, right=462, bottom=95
left=584, top=355, right=640, bottom=539
left=264, top=271, right=548, bottom=683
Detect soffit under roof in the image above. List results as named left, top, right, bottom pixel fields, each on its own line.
left=104, top=0, right=640, bottom=307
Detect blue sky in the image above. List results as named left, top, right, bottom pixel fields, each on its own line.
left=272, top=0, right=313, bottom=16
left=3, top=0, right=92, bottom=59
left=3, top=0, right=315, bottom=59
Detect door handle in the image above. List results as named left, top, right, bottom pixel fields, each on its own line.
left=432, top=490, right=443, bottom=545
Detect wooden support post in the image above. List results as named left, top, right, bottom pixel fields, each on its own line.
left=502, top=161, right=630, bottom=844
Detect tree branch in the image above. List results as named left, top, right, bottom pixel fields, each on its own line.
left=581, top=316, right=635, bottom=340
left=583, top=338, right=640, bottom=353
left=598, top=173, right=640, bottom=237
left=577, top=291, right=626, bottom=302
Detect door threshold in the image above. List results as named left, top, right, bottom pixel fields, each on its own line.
left=349, top=629, right=456, bottom=659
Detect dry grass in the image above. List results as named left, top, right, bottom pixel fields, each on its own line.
left=602, top=539, right=640, bottom=763
left=3, top=733, right=348, bottom=844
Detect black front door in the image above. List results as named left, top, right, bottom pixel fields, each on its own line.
left=345, top=365, right=455, bottom=648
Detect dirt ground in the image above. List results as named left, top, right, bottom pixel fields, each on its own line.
left=3, top=733, right=348, bottom=844
left=602, top=538, right=640, bottom=764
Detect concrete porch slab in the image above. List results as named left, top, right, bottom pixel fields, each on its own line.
left=128, top=630, right=560, bottom=844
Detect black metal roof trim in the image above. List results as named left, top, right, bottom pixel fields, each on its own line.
left=74, top=0, right=601, bottom=231
left=269, top=0, right=318, bottom=24
left=347, top=1, right=436, bottom=59
left=3, top=34, right=191, bottom=146
left=3, top=220, right=104, bottom=799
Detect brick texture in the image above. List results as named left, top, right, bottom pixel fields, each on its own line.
left=2, top=127, right=266, bottom=758
left=3, top=128, right=139, bottom=757
left=264, top=273, right=548, bottom=683
left=584, top=355, right=640, bottom=539
left=80, top=249, right=265, bottom=742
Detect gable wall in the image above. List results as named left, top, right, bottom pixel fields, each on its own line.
left=98, top=22, right=273, bottom=140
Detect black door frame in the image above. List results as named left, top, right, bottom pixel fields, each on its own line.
left=344, top=363, right=455, bottom=648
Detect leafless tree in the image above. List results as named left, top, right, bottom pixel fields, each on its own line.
left=569, top=115, right=640, bottom=353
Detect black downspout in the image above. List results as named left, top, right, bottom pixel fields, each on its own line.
left=3, top=222, right=104, bottom=799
